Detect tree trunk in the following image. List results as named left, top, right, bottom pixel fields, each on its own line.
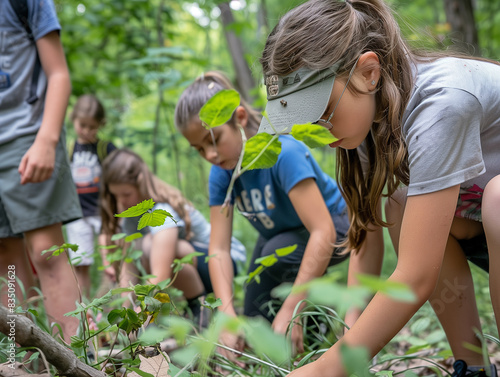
left=443, top=0, right=480, bottom=55
left=257, top=0, right=269, bottom=40
left=0, top=305, right=106, bottom=377
left=218, top=2, right=256, bottom=102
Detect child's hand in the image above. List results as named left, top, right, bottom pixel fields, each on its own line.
left=103, top=265, right=116, bottom=282
left=18, top=140, right=56, bottom=184
left=272, top=306, right=304, bottom=355
left=217, top=330, right=246, bottom=370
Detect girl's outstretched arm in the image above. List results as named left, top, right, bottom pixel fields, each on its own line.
left=209, top=205, right=245, bottom=365
left=209, top=205, right=238, bottom=316
left=289, top=184, right=461, bottom=377
left=273, top=178, right=338, bottom=353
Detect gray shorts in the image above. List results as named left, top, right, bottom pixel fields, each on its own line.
left=0, top=131, right=82, bottom=237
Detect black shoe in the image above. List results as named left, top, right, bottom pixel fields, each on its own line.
left=452, top=360, right=498, bottom=377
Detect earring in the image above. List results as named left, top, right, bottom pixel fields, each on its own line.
left=371, top=80, right=376, bottom=85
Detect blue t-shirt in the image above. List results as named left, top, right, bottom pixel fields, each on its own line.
left=209, top=135, right=346, bottom=240
left=0, top=0, right=61, bottom=144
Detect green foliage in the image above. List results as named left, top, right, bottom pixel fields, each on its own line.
left=246, top=244, right=297, bottom=284
left=41, top=242, right=78, bottom=258
left=199, top=89, right=241, bottom=129
left=241, top=133, right=281, bottom=170
left=340, top=343, right=374, bottom=377
left=291, top=123, right=338, bottom=148
left=115, top=199, right=175, bottom=230
left=5, top=1, right=499, bottom=375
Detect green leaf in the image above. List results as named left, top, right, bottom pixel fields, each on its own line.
left=340, top=343, right=374, bottom=377
left=115, top=199, right=155, bottom=218
left=356, top=274, right=417, bottom=302
left=99, top=244, right=118, bottom=250
left=111, top=287, right=134, bottom=295
left=108, top=308, right=126, bottom=325
left=134, top=284, right=156, bottom=296
left=242, top=133, right=281, bottom=170
left=125, top=232, right=143, bottom=242
left=125, top=250, right=143, bottom=262
left=144, top=296, right=162, bottom=312
left=27, top=309, right=38, bottom=317
left=70, top=336, right=86, bottom=349
left=126, top=308, right=139, bottom=323
left=160, top=316, right=193, bottom=343
left=291, top=123, right=338, bottom=148
left=111, top=233, right=127, bottom=241
left=244, top=317, right=290, bottom=364
left=246, top=265, right=264, bottom=284
left=106, top=248, right=124, bottom=263
left=376, top=372, right=394, bottom=376
left=41, top=243, right=78, bottom=257
left=275, top=244, right=298, bottom=257
left=25, top=352, right=40, bottom=363
left=202, top=296, right=222, bottom=309
left=254, top=254, right=278, bottom=267
left=126, top=367, right=154, bottom=377
left=199, top=89, right=240, bottom=129
left=176, top=251, right=205, bottom=265
left=138, top=209, right=173, bottom=230
left=138, top=326, right=170, bottom=346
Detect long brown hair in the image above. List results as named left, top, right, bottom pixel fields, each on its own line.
left=174, top=71, right=261, bottom=133
left=260, top=0, right=500, bottom=251
left=100, top=149, right=192, bottom=237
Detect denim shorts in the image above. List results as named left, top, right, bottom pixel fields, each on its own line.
left=0, top=132, right=82, bottom=237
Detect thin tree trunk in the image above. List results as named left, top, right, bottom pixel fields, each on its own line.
left=162, top=106, right=183, bottom=192
left=218, top=2, right=256, bottom=102
left=443, top=0, right=480, bottom=55
left=152, top=0, right=167, bottom=174
left=257, top=0, right=269, bottom=39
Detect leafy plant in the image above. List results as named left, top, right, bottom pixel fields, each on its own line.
left=197, top=89, right=338, bottom=211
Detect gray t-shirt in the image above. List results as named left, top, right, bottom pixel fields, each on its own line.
left=0, top=0, right=61, bottom=144
left=360, top=57, right=500, bottom=222
left=123, top=203, right=246, bottom=262
left=403, top=57, right=500, bottom=221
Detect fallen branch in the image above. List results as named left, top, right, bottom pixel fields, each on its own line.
left=0, top=305, right=106, bottom=377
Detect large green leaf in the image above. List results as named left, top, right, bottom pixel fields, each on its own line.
left=138, top=209, right=173, bottom=230
left=290, top=123, right=338, bottom=148
left=254, top=254, right=278, bottom=267
left=115, top=199, right=155, bottom=218
left=275, top=244, right=298, bottom=257
left=242, top=133, right=281, bottom=170
left=199, top=89, right=240, bottom=129
left=340, top=344, right=374, bottom=377
left=244, top=317, right=290, bottom=364
left=356, top=274, right=417, bottom=303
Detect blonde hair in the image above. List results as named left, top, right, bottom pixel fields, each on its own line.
left=261, top=0, right=500, bottom=251
left=174, top=71, right=260, bottom=132
left=100, top=149, right=192, bottom=237
left=71, top=94, right=106, bottom=124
